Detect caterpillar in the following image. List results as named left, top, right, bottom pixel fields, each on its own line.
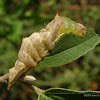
left=8, top=12, right=86, bottom=90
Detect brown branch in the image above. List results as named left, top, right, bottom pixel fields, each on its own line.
left=0, top=73, right=36, bottom=84
left=0, top=73, right=44, bottom=95
left=0, top=67, right=36, bottom=90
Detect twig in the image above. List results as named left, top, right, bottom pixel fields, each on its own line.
left=0, top=73, right=44, bottom=95
left=0, top=73, right=36, bottom=89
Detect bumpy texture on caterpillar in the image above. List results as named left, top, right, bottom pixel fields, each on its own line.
left=8, top=13, right=86, bottom=89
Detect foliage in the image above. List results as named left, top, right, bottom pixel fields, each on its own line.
left=38, top=88, right=100, bottom=100
left=36, top=28, right=100, bottom=70
left=34, top=28, right=100, bottom=100
left=0, top=0, right=100, bottom=100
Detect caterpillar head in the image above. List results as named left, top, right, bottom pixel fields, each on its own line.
left=77, top=23, right=86, bottom=37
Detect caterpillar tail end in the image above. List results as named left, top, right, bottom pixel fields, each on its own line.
left=7, top=83, right=12, bottom=90
left=7, top=60, right=28, bottom=90
left=7, top=67, right=17, bottom=90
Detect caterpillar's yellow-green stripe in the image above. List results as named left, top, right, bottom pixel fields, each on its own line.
left=59, top=17, right=86, bottom=37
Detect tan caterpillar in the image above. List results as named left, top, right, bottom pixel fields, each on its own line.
left=8, top=12, right=86, bottom=89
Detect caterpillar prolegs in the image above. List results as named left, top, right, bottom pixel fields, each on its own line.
left=8, top=13, right=86, bottom=89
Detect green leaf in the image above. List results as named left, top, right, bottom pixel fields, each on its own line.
left=43, top=88, right=100, bottom=100
left=35, top=28, right=100, bottom=71
left=38, top=94, right=54, bottom=100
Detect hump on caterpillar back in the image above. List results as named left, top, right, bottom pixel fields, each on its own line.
left=45, top=12, right=63, bottom=36
left=8, top=60, right=26, bottom=90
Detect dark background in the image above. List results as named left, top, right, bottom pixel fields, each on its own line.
left=0, top=0, right=100, bottom=100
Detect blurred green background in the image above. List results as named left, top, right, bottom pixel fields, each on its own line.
left=0, top=0, right=100, bottom=100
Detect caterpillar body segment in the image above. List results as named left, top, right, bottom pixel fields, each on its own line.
left=8, top=60, right=27, bottom=89
left=29, top=32, right=46, bottom=58
left=21, top=38, right=41, bottom=62
left=8, top=13, right=86, bottom=89
left=59, top=17, right=77, bottom=35
left=39, top=31, right=53, bottom=50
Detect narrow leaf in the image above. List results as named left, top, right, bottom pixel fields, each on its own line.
left=36, top=28, right=100, bottom=71
left=44, top=88, right=100, bottom=100
left=38, top=94, right=54, bottom=100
